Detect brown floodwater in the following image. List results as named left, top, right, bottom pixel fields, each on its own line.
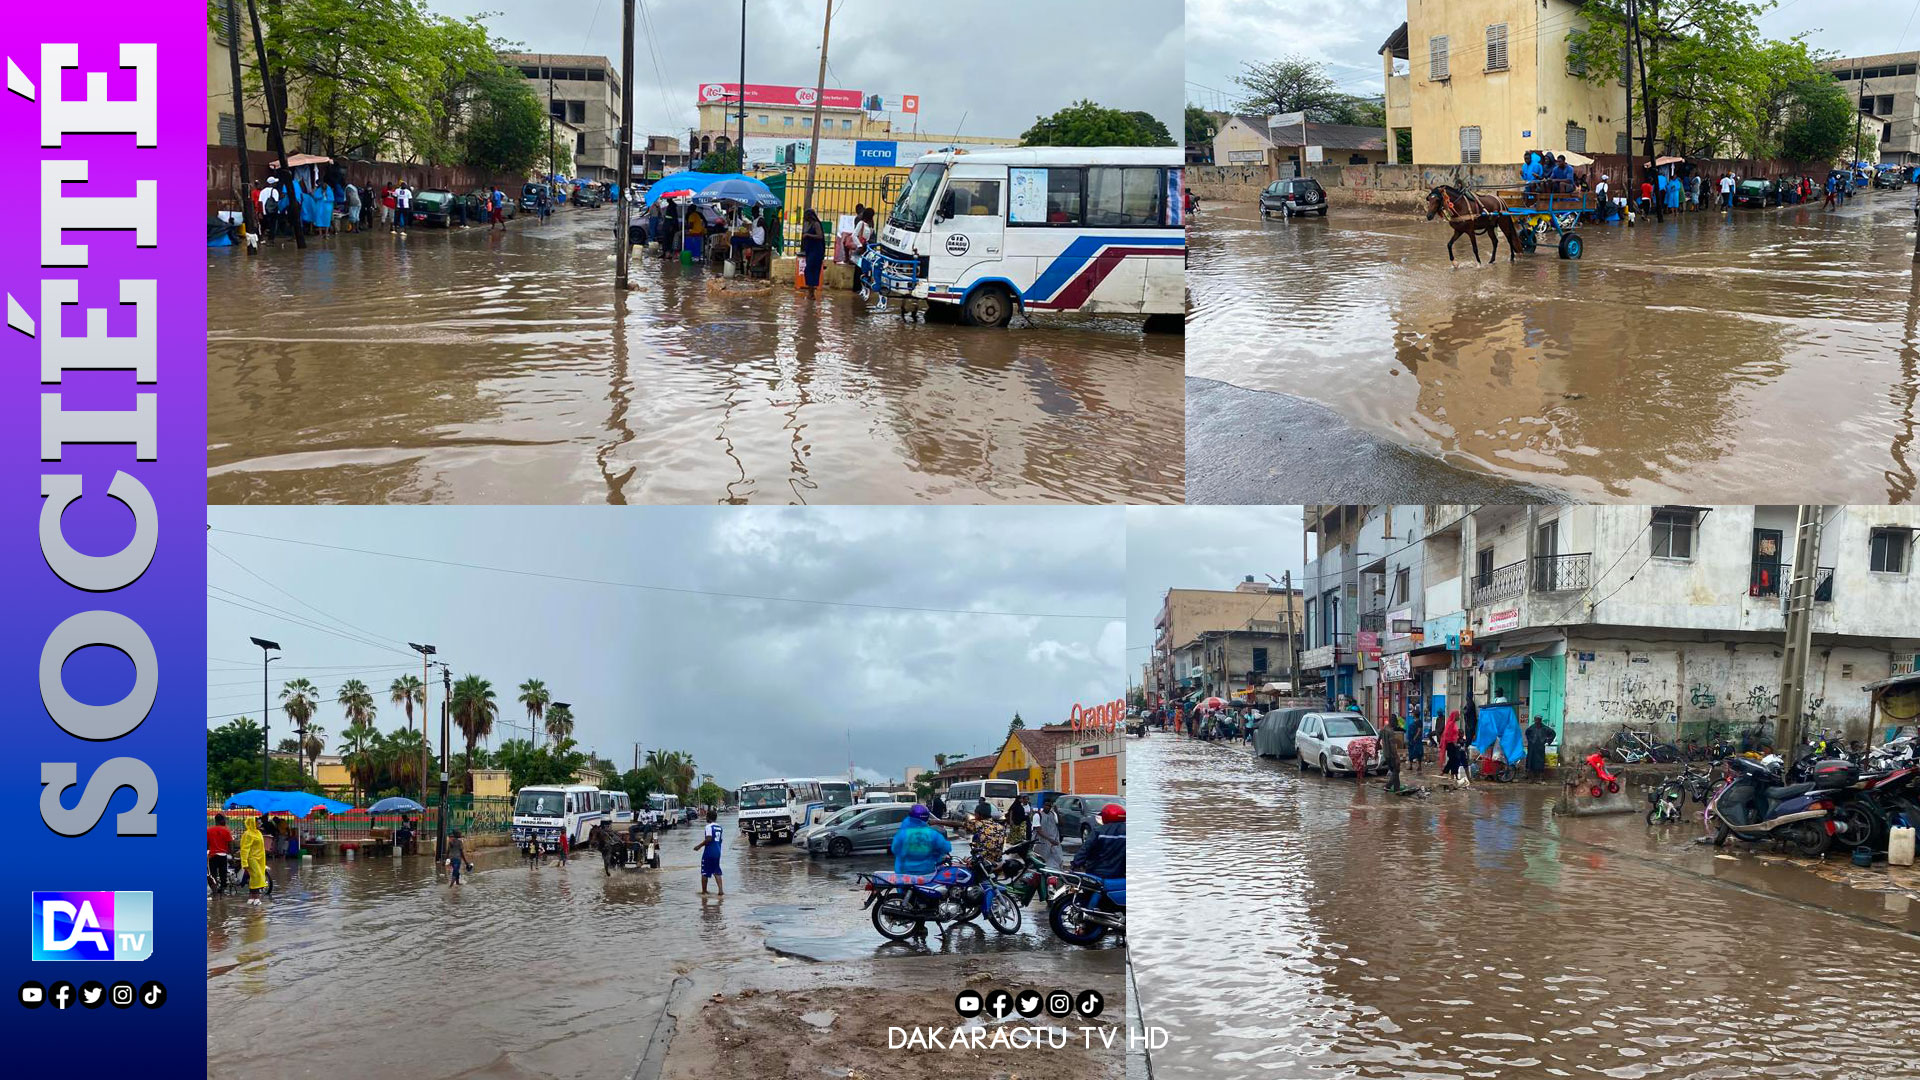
left=1186, top=196, right=1920, bottom=502
left=1129, top=734, right=1920, bottom=1079
left=207, top=820, right=1089, bottom=1080
left=207, top=212, right=1183, bottom=505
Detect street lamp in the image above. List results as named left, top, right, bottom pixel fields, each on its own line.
left=409, top=643, right=436, bottom=805
left=250, top=637, right=280, bottom=789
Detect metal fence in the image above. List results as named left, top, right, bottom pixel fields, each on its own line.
left=204, top=796, right=514, bottom=840
left=1532, top=552, right=1592, bottom=593
left=764, top=173, right=901, bottom=247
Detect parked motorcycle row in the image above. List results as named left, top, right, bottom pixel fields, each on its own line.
left=857, top=839, right=1124, bottom=949
left=1703, top=741, right=1920, bottom=861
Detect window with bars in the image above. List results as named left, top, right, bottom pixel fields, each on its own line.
left=1430, top=36, right=1450, bottom=81
left=1616, top=131, right=1631, bottom=155
left=217, top=113, right=239, bottom=147
left=1565, top=123, right=1587, bottom=153
left=1486, top=24, right=1509, bottom=71
left=1459, top=125, right=1482, bottom=164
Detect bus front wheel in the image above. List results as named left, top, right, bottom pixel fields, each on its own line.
left=748, top=833, right=759, bottom=847
left=962, top=285, right=1014, bottom=328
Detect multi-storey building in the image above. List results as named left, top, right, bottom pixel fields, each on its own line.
left=501, top=53, right=624, bottom=183
left=1301, top=506, right=1431, bottom=722
left=1819, top=53, right=1920, bottom=167
left=1151, top=581, right=1304, bottom=707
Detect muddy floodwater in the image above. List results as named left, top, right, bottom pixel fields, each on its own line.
left=207, top=212, right=1182, bottom=504
left=1130, top=735, right=1920, bottom=1079
left=206, top=819, right=1089, bottom=1080
left=1187, top=195, right=1920, bottom=502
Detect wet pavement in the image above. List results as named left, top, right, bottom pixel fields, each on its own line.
left=1129, top=734, right=1920, bottom=1079
left=207, top=211, right=1183, bottom=505
left=1186, top=195, right=1920, bottom=503
left=206, top=815, right=1095, bottom=1080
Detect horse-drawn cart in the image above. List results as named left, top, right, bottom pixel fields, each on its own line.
left=1488, top=187, right=1595, bottom=259
left=588, top=821, right=661, bottom=876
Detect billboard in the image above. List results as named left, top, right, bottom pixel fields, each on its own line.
left=854, top=140, right=898, bottom=167
left=862, top=93, right=921, bottom=114
left=697, top=82, right=865, bottom=110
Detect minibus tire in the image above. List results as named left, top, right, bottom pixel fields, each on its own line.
left=963, top=284, right=1014, bottom=328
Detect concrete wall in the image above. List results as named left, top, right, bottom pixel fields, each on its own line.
left=1559, top=635, right=1896, bottom=751
left=1403, top=0, right=1626, bottom=166
left=1190, top=161, right=1529, bottom=212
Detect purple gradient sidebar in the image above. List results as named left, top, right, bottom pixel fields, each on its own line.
left=0, top=14, right=206, bottom=1069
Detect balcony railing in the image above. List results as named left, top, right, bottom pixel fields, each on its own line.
left=1358, top=609, right=1386, bottom=633
left=1532, top=552, right=1592, bottom=592
left=1774, top=564, right=1835, bottom=605
left=1471, top=560, right=1526, bottom=605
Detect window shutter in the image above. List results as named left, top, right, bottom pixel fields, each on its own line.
left=1430, top=36, right=1450, bottom=81
left=218, top=113, right=239, bottom=147
left=1460, top=126, right=1482, bottom=164
left=1486, top=24, right=1508, bottom=72
left=1616, top=131, right=1631, bottom=155
left=1566, top=123, right=1587, bottom=154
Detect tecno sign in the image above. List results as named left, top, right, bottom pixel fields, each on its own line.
left=696, top=83, right=865, bottom=110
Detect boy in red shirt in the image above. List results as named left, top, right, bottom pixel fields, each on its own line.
left=1638, top=179, right=1654, bottom=216
left=207, top=813, right=234, bottom=891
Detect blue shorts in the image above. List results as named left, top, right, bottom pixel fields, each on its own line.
left=701, top=850, right=722, bottom=878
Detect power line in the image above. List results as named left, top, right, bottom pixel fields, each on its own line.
left=210, top=543, right=415, bottom=653
left=208, top=527, right=1123, bottom=621
left=207, top=590, right=421, bottom=658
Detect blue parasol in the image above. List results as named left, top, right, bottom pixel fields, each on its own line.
left=691, top=176, right=779, bottom=208
left=368, top=796, right=426, bottom=813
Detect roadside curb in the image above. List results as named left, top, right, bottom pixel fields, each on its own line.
left=628, top=972, right=700, bottom=1080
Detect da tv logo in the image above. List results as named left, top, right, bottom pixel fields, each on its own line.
left=31, top=892, right=153, bottom=961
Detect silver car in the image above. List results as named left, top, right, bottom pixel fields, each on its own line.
left=792, top=805, right=865, bottom=848
left=1295, top=711, right=1384, bottom=776
left=805, top=803, right=912, bottom=858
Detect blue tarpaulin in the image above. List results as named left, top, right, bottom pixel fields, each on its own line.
left=1472, top=703, right=1524, bottom=767
left=222, top=789, right=355, bottom=816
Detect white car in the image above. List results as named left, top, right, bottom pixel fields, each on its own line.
left=1295, top=712, right=1384, bottom=776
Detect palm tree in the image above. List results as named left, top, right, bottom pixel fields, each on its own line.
left=302, top=723, right=327, bottom=776
left=451, top=675, right=498, bottom=794
left=338, top=721, right=378, bottom=803
left=389, top=675, right=425, bottom=729
left=280, top=678, right=319, bottom=780
left=338, top=679, right=377, bottom=726
left=384, top=727, right=428, bottom=791
left=545, top=701, right=575, bottom=744
left=518, top=678, right=550, bottom=743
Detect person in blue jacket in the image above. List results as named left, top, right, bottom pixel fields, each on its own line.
left=890, top=804, right=952, bottom=875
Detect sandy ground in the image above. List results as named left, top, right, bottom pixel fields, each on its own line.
left=658, top=950, right=1126, bottom=1080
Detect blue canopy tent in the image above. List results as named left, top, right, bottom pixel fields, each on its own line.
left=1471, top=703, right=1524, bottom=768
left=222, top=789, right=354, bottom=816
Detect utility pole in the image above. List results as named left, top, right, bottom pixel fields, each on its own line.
left=1623, top=0, right=1634, bottom=225
left=737, top=0, right=747, bottom=170
left=436, top=663, right=453, bottom=860
left=1854, top=61, right=1865, bottom=173
left=547, top=56, right=556, bottom=186
left=1777, top=506, right=1823, bottom=772
left=1285, top=570, right=1302, bottom=693
left=409, top=643, right=436, bottom=806
left=251, top=637, right=279, bottom=789
left=221, top=0, right=256, bottom=245
left=615, top=0, right=636, bottom=289
left=243, top=0, right=303, bottom=249
left=800, top=0, right=833, bottom=226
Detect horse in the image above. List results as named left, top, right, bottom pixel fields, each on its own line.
left=587, top=821, right=655, bottom=876
left=1425, top=185, right=1521, bottom=264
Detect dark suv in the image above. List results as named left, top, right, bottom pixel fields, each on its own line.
left=1259, top=177, right=1328, bottom=218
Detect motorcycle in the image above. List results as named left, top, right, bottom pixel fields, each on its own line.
left=996, top=839, right=1070, bottom=907
left=859, top=856, right=1022, bottom=942
left=1707, top=756, right=1847, bottom=856
left=1047, top=870, right=1125, bottom=947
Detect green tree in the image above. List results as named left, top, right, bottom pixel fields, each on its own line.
left=1231, top=57, right=1346, bottom=121
left=543, top=127, right=576, bottom=177
left=383, top=726, right=429, bottom=791
left=451, top=675, right=498, bottom=793
left=1185, top=105, right=1218, bottom=149
left=1784, top=75, right=1857, bottom=164
left=337, top=721, right=378, bottom=803
left=390, top=674, right=424, bottom=729
left=1009, top=712, right=1026, bottom=734
left=692, top=780, right=727, bottom=809
left=545, top=702, right=576, bottom=744
left=1021, top=100, right=1177, bottom=147
left=517, top=678, right=549, bottom=742
left=618, top=767, right=656, bottom=813
left=700, top=144, right=743, bottom=173
left=280, top=678, right=319, bottom=776
left=463, top=64, right=549, bottom=173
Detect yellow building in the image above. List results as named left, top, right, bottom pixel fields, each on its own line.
left=1380, top=1, right=1630, bottom=166
left=471, top=769, right=512, bottom=799
left=988, top=725, right=1076, bottom=793
left=207, top=19, right=294, bottom=152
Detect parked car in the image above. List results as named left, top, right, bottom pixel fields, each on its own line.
left=1295, top=711, right=1384, bottom=776
left=1254, top=706, right=1316, bottom=760
left=1733, top=178, right=1777, bottom=209
left=1259, top=177, right=1328, bottom=218
left=793, top=804, right=864, bottom=849
left=806, top=802, right=911, bottom=857
left=520, top=182, right=548, bottom=212
left=574, top=184, right=605, bottom=208
left=1053, top=794, right=1124, bottom=843
left=1875, top=167, right=1907, bottom=190
left=412, top=189, right=458, bottom=226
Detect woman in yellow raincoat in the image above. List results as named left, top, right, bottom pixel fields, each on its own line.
left=240, top=815, right=269, bottom=904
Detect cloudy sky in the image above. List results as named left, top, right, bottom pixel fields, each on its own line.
left=1186, top=0, right=1891, bottom=112
left=1124, top=506, right=1309, bottom=680
left=208, top=508, right=1124, bottom=789
left=436, top=0, right=1182, bottom=142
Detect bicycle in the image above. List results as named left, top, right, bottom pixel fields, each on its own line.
left=1611, top=726, right=1680, bottom=765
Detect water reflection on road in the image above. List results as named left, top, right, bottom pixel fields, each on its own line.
left=208, top=213, right=1183, bottom=504
left=1186, top=197, right=1920, bottom=501
left=207, top=821, right=1079, bottom=1080
left=1129, top=734, right=1920, bottom=1079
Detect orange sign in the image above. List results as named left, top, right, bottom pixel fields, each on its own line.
left=1068, top=699, right=1124, bottom=733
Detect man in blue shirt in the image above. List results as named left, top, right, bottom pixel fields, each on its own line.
left=890, top=804, right=952, bottom=875
left=694, top=809, right=724, bottom=895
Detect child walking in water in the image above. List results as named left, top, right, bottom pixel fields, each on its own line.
left=694, top=809, right=724, bottom=895
left=447, top=829, right=467, bottom=887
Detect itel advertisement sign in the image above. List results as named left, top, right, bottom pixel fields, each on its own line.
left=697, top=82, right=866, bottom=110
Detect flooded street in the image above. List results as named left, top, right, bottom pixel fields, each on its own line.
left=1186, top=196, right=1920, bottom=502
left=207, top=212, right=1182, bottom=504
left=1129, top=734, right=1920, bottom=1079
left=207, top=817, right=1099, bottom=1080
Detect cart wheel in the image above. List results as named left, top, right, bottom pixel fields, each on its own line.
left=1558, top=233, right=1583, bottom=260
